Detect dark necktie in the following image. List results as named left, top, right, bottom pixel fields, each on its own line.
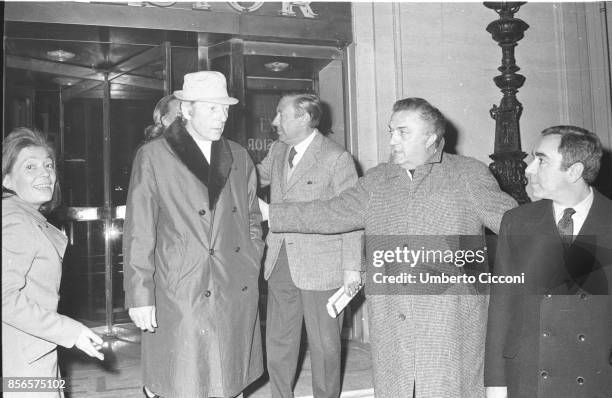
left=288, top=147, right=297, bottom=168
left=557, top=207, right=576, bottom=246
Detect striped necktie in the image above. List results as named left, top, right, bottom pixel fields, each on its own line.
left=557, top=207, right=576, bottom=247
left=288, top=147, right=297, bottom=168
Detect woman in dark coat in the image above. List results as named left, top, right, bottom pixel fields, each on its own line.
left=2, top=127, right=104, bottom=398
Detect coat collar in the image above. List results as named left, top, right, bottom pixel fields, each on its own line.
left=383, top=139, right=446, bottom=182
left=164, top=120, right=233, bottom=210
left=576, top=189, right=610, bottom=237
left=2, top=194, right=67, bottom=257
left=3, top=194, right=48, bottom=223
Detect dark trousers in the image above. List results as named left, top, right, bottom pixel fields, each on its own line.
left=266, top=244, right=344, bottom=398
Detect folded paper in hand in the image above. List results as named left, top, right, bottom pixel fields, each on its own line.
left=326, top=284, right=363, bottom=318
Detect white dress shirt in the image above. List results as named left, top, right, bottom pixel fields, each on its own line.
left=287, top=130, right=317, bottom=180
left=194, top=138, right=212, bottom=164
left=553, top=187, right=594, bottom=236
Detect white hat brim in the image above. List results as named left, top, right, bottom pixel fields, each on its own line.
left=174, top=90, right=239, bottom=105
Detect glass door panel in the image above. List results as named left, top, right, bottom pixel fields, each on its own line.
left=57, top=44, right=172, bottom=332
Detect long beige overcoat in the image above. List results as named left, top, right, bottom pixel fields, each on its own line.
left=123, top=122, right=265, bottom=398
left=270, top=145, right=517, bottom=398
left=2, top=195, right=83, bottom=398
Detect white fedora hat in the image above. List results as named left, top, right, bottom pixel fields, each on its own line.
left=174, top=71, right=238, bottom=105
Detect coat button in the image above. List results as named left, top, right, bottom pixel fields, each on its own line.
left=235, top=247, right=240, bottom=252
left=398, top=313, right=406, bottom=321
left=199, top=209, right=206, bottom=216
left=242, top=286, right=248, bottom=291
left=540, top=370, right=549, bottom=379
left=577, top=334, right=586, bottom=342
left=209, top=249, right=215, bottom=255
left=576, top=376, right=584, bottom=386
left=204, top=290, right=211, bottom=297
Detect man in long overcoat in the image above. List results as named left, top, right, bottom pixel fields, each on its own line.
left=123, top=71, right=264, bottom=398
left=485, top=126, right=612, bottom=398
left=264, top=98, right=517, bottom=397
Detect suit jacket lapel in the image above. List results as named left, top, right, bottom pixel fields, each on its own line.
left=522, top=201, right=567, bottom=291
left=567, top=190, right=610, bottom=294
left=285, top=132, right=322, bottom=191
left=164, top=121, right=233, bottom=210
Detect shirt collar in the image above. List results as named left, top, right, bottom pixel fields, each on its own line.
left=291, top=130, right=317, bottom=156
left=552, top=186, right=594, bottom=220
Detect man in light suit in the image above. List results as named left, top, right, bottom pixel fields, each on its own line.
left=257, top=93, right=362, bottom=398
left=485, top=126, right=612, bottom=398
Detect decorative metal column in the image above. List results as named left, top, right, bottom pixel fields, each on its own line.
left=484, top=2, right=530, bottom=204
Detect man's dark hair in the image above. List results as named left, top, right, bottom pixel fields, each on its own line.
left=287, top=93, right=322, bottom=129
left=541, top=125, right=602, bottom=184
left=392, top=98, right=446, bottom=144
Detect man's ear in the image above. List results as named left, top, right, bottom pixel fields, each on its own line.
left=180, top=102, right=192, bottom=120
left=3, top=174, right=13, bottom=191
left=566, top=162, right=585, bottom=183
left=297, top=112, right=311, bottom=127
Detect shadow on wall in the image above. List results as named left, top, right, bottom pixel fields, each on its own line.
left=594, top=148, right=612, bottom=199
left=443, top=119, right=459, bottom=155
left=318, top=101, right=333, bottom=136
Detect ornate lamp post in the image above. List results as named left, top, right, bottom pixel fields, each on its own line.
left=484, top=1, right=530, bottom=204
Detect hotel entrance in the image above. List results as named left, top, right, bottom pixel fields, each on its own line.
left=3, top=1, right=363, bottom=340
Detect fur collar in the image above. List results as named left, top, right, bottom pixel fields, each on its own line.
left=164, top=121, right=233, bottom=210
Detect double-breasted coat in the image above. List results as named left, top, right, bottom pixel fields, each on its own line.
left=123, top=122, right=265, bottom=398
left=270, top=143, right=517, bottom=398
left=485, top=190, right=612, bottom=398
left=2, top=195, right=83, bottom=398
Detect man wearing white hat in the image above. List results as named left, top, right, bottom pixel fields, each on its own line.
left=124, top=71, right=264, bottom=398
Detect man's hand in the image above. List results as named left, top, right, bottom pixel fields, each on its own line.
left=74, top=326, right=105, bottom=360
left=343, top=270, right=362, bottom=296
left=486, top=387, right=508, bottom=398
left=129, top=305, right=158, bottom=332
left=258, top=198, right=269, bottom=222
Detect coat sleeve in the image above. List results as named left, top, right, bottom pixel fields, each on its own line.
left=2, top=213, right=82, bottom=348
left=464, top=161, right=517, bottom=233
left=123, top=147, right=160, bottom=309
left=247, top=154, right=265, bottom=260
left=331, top=151, right=364, bottom=272
left=269, top=170, right=370, bottom=235
left=484, top=211, right=514, bottom=387
left=256, top=141, right=277, bottom=188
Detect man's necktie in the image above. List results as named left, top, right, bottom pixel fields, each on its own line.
left=557, top=207, right=576, bottom=247
left=288, top=147, right=297, bottom=168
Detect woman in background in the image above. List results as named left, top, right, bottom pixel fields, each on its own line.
left=2, top=127, right=104, bottom=398
left=143, top=94, right=180, bottom=141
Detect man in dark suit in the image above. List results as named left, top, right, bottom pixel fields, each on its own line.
left=257, top=94, right=362, bottom=398
left=485, top=125, right=612, bottom=398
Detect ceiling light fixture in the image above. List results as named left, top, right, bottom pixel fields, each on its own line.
left=46, top=49, right=76, bottom=62
left=53, top=77, right=81, bottom=86
left=264, top=61, right=290, bottom=72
